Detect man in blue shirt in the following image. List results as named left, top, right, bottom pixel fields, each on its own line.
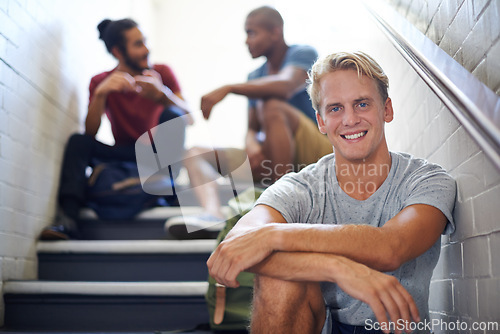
left=166, top=6, right=331, bottom=234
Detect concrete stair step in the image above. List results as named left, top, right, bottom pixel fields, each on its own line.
left=3, top=281, right=209, bottom=331
left=76, top=206, right=228, bottom=240
left=37, top=240, right=217, bottom=281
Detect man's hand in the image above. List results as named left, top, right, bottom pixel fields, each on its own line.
left=333, top=256, right=420, bottom=334
left=201, top=85, right=232, bottom=119
left=95, top=71, right=137, bottom=96
left=134, top=69, right=165, bottom=102
left=207, top=224, right=277, bottom=288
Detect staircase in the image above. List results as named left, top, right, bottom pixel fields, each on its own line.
left=2, top=205, right=224, bottom=332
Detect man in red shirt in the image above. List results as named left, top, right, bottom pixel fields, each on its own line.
left=41, top=18, right=192, bottom=239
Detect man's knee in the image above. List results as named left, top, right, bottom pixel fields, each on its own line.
left=66, top=133, right=95, bottom=151
left=252, top=275, right=325, bottom=333
left=159, top=105, right=185, bottom=123
left=256, top=99, right=289, bottom=123
left=253, top=275, right=323, bottom=312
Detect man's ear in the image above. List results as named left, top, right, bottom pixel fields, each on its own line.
left=316, top=111, right=327, bottom=134
left=384, top=97, right=394, bottom=123
left=111, top=46, right=123, bottom=60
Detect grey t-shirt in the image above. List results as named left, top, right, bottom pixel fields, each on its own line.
left=255, top=151, right=456, bottom=327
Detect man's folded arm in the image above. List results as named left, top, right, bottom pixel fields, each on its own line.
left=223, top=203, right=447, bottom=273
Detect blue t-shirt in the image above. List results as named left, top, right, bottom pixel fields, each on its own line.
left=247, top=44, right=318, bottom=121
left=256, top=151, right=456, bottom=332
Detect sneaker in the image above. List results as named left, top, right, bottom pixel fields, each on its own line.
left=39, top=211, right=80, bottom=240
left=165, top=213, right=225, bottom=240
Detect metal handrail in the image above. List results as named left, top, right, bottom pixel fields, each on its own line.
left=364, top=0, right=500, bottom=170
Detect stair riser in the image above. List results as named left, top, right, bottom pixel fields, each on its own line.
left=38, top=253, right=211, bottom=281
left=4, top=294, right=209, bottom=331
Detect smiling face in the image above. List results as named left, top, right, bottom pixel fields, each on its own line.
left=316, top=69, right=393, bottom=164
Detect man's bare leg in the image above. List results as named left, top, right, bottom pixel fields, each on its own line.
left=250, top=275, right=326, bottom=334
left=183, top=147, right=225, bottom=219
left=256, top=99, right=301, bottom=182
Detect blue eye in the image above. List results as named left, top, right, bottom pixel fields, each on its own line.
left=358, top=102, right=367, bottom=108
left=331, top=106, right=341, bottom=112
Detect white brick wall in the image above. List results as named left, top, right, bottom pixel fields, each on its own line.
left=0, top=0, right=156, bottom=326
left=387, top=0, right=500, bottom=94
left=384, top=0, right=500, bottom=330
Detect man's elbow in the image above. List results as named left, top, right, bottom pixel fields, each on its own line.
left=376, top=246, right=406, bottom=272
left=379, top=254, right=404, bottom=272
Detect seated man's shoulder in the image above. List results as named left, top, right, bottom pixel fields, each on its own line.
left=152, top=63, right=172, bottom=72
left=288, top=44, right=318, bottom=58
left=395, top=151, right=447, bottom=171
left=290, top=44, right=317, bottom=53
left=91, top=69, right=114, bottom=83
left=393, top=151, right=455, bottom=185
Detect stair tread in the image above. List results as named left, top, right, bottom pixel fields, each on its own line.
left=37, top=239, right=217, bottom=254
left=4, top=280, right=208, bottom=296
left=79, top=205, right=231, bottom=220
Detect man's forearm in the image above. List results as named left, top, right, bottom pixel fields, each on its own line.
left=248, top=251, right=339, bottom=283
left=268, top=205, right=445, bottom=272
left=266, top=223, right=403, bottom=272
left=230, top=76, right=298, bottom=100
left=85, top=93, right=106, bottom=137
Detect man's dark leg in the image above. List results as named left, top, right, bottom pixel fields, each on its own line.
left=41, top=134, right=135, bottom=240
left=255, top=99, right=300, bottom=182
left=58, top=134, right=136, bottom=219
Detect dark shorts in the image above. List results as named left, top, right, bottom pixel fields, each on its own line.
left=332, top=318, right=383, bottom=334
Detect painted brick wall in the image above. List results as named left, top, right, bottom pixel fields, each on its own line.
left=386, top=0, right=500, bottom=95
left=383, top=0, right=500, bottom=331
left=0, top=0, right=155, bottom=325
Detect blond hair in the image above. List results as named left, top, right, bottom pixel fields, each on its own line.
left=307, top=51, right=389, bottom=115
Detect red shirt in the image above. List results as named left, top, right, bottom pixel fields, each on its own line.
left=89, top=64, right=181, bottom=146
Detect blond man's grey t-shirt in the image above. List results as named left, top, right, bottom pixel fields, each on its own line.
left=255, top=151, right=456, bottom=328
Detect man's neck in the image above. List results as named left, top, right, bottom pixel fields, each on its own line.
left=266, top=42, right=289, bottom=74
left=335, top=150, right=392, bottom=201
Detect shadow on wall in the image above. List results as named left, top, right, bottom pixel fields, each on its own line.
left=29, top=21, right=81, bottom=228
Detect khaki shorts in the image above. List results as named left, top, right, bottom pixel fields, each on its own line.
left=210, top=112, right=332, bottom=176
left=293, top=111, right=333, bottom=170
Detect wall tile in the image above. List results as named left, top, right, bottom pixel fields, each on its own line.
left=440, top=0, right=475, bottom=56
left=482, top=152, right=500, bottom=188
left=462, top=236, right=491, bottom=278
left=452, top=153, right=487, bottom=202
left=472, top=184, right=500, bottom=235
left=472, top=0, right=492, bottom=20
left=442, top=242, right=463, bottom=278
left=429, top=279, right=454, bottom=313
left=482, top=38, right=500, bottom=92
left=454, top=278, right=478, bottom=318
left=461, top=11, right=489, bottom=72
left=489, top=232, right=500, bottom=278
left=476, top=278, right=500, bottom=321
